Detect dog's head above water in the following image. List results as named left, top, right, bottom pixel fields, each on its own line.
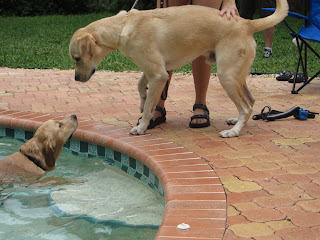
left=20, top=115, right=78, bottom=171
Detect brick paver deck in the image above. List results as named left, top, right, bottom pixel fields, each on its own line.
left=0, top=67, right=320, bottom=239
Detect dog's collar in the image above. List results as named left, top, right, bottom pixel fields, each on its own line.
left=20, top=150, right=46, bottom=171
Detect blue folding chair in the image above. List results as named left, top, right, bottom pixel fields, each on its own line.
left=264, top=0, right=320, bottom=94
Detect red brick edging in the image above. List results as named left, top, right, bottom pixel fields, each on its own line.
left=0, top=109, right=227, bottom=239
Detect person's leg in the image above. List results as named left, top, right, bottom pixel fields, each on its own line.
left=151, top=0, right=190, bottom=124
left=155, top=71, right=173, bottom=110
left=263, top=27, right=274, bottom=48
left=259, top=0, right=276, bottom=58
left=189, top=0, right=222, bottom=126
left=262, top=26, right=274, bottom=57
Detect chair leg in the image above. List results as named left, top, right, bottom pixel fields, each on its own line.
left=292, top=37, right=306, bottom=94
left=295, top=70, right=320, bottom=93
left=292, top=36, right=320, bottom=94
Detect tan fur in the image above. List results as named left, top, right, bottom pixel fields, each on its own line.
left=0, top=115, right=78, bottom=184
left=69, top=0, right=288, bottom=137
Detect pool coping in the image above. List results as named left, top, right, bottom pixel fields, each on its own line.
left=0, top=109, right=227, bottom=240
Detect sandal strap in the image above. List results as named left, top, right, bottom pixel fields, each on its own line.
left=192, top=104, right=210, bottom=115
left=155, top=105, right=166, bottom=117
left=137, top=105, right=166, bottom=128
left=190, top=114, right=209, bottom=121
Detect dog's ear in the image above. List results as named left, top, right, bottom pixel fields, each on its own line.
left=20, top=138, right=41, bottom=159
left=77, top=33, right=97, bottom=60
left=43, top=138, right=56, bottom=168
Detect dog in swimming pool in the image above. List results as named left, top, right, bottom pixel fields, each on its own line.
left=0, top=115, right=78, bottom=184
left=69, top=0, right=288, bottom=137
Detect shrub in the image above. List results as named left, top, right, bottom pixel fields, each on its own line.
left=0, top=0, right=155, bottom=16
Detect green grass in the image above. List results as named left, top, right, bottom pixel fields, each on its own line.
left=0, top=13, right=319, bottom=74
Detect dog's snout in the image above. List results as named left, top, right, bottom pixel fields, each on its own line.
left=71, top=115, right=77, bottom=120
left=75, top=75, right=80, bottom=81
left=91, top=69, right=96, bottom=76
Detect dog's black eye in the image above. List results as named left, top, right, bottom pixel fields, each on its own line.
left=74, top=57, right=80, bottom=62
left=59, top=123, right=62, bottom=128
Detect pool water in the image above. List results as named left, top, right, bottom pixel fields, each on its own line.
left=0, top=138, right=164, bottom=240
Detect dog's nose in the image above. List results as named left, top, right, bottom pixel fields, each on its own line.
left=71, top=115, right=77, bottom=120
left=75, top=75, right=80, bottom=81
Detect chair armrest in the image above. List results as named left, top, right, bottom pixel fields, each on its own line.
left=261, top=8, right=309, bottom=20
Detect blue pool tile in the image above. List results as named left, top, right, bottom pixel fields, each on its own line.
left=80, top=141, right=89, bottom=153
left=114, top=151, right=121, bottom=162
left=97, top=145, right=105, bottom=157
left=88, top=154, right=96, bottom=159
left=149, top=171, right=155, bottom=185
left=78, top=152, right=87, bottom=158
left=121, top=165, right=128, bottom=173
left=134, top=172, right=142, bottom=179
left=88, top=144, right=97, bottom=156
left=0, top=128, right=5, bottom=137
left=71, top=151, right=79, bottom=157
left=64, top=140, right=71, bottom=149
left=70, top=139, right=80, bottom=152
left=5, top=128, right=14, bottom=138
left=25, top=131, right=34, bottom=140
left=103, top=158, right=114, bottom=165
left=143, top=165, right=149, bottom=177
left=137, top=161, right=143, bottom=174
left=14, top=129, right=25, bottom=140
left=62, top=148, right=71, bottom=153
left=141, top=175, right=150, bottom=185
left=106, top=148, right=113, bottom=160
left=129, top=157, right=136, bottom=170
left=148, top=182, right=156, bottom=190
left=128, top=167, right=136, bottom=176
left=114, top=160, right=121, bottom=169
left=121, top=154, right=129, bottom=167
left=159, top=183, right=164, bottom=196
left=155, top=176, right=159, bottom=189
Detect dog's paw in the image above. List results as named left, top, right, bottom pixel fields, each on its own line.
left=130, top=126, right=146, bottom=135
left=226, top=118, right=238, bottom=125
left=219, top=129, right=239, bottom=138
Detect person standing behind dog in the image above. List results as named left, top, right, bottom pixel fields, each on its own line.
left=238, top=0, right=276, bottom=58
left=142, top=0, right=238, bottom=130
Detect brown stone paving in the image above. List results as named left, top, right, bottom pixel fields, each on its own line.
left=1, top=67, right=320, bottom=239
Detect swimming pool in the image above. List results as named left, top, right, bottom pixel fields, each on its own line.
left=0, top=110, right=227, bottom=240
left=0, top=130, right=165, bottom=240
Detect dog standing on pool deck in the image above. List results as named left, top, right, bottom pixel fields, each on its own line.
left=69, top=0, right=288, bottom=137
left=0, top=115, right=78, bottom=184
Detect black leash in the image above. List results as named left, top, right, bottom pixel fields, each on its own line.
left=253, top=106, right=318, bottom=121
left=131, top=0, right=139, bottom=9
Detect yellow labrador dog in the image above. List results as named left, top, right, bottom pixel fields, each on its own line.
left=69, top=0, right=288, bottom=137
left=0, top=115, right=78, bottom=184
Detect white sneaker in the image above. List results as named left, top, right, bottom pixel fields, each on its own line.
left=264, top=48, right=272, bottom=58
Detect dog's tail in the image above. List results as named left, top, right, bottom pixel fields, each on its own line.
left=249, top=0, right=288, bottom=34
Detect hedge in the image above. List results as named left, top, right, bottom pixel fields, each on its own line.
left=0, top=0, right=309, bottom=17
